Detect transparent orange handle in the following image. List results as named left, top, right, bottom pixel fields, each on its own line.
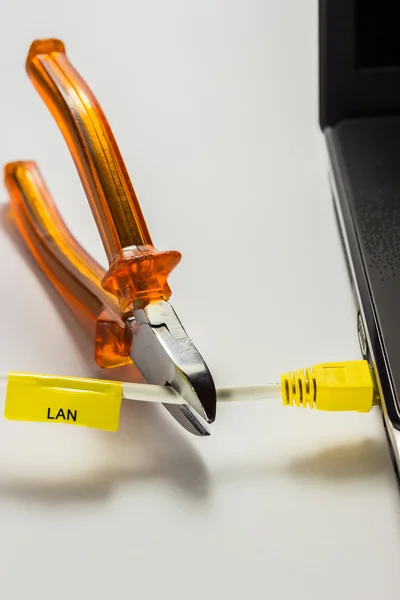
left=26, top=39, right=181, bottom=311
left=26, top=38, right=151, bottom=262
left=5, top=161, right=133, bottom=368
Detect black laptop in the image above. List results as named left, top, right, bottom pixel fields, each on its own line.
left=320, top=0, right=400, bottom=474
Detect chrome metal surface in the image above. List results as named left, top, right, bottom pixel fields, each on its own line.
left=357, top=312, right=367, bottom=358
left=126, top=300, right=217, bottom=436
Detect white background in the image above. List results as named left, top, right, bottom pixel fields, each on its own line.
left=0, top=1, right=400, bottom=599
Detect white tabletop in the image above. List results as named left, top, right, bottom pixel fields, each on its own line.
left=1, top=2, right=400, bottom=599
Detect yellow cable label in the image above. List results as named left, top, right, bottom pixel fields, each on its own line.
left=4, top=373, right=123, bottom=432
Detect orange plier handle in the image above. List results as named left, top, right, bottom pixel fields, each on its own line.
left=5, top=161, right=132, bottom=368
left=25, top=39, right=152, bottom=261
left=5, top=39, right=182, bottom=367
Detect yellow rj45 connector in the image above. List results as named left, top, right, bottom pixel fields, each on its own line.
left=281, top=360, right=378, bottom=413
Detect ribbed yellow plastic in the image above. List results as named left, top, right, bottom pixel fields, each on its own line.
left=281, top=361, right=375, bottom=413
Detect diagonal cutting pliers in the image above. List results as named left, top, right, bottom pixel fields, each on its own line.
left=4, top=38, right=216, bottom=436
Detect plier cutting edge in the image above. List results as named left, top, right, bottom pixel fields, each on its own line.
left=4, top=39, right=217, bottom=436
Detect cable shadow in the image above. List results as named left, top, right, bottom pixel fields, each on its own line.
left=212, top=438, right=394, bottom=486
left=0, top=400, right=210, bottom=505
left=286, top=438, right=392, bottom=481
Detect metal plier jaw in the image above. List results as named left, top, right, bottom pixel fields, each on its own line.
left=5, top=39, right=216, bottom=435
